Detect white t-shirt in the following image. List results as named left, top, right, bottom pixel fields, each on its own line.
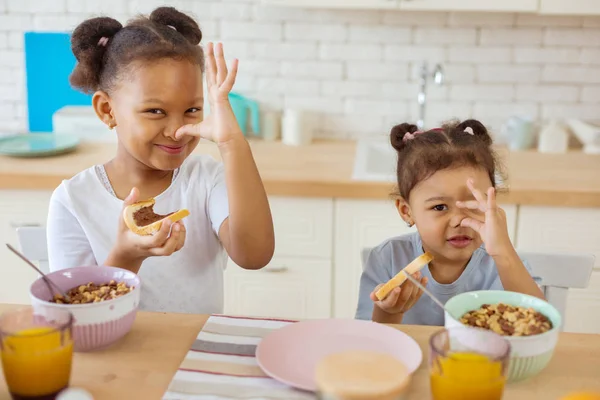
left=46, top=155, right=230, bottom=315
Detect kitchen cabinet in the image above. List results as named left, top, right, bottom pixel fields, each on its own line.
left=261, top=0, right=399, bottom=9
left=223, top=256, right=332, bottom=319
left=332, top=199, right=518, bottom=319
left=0, top=190, right=52, bottom=305
left=224, top=196, right=334, bottom=320
left=517, top=206, right=600, bottom=334
left=539, top=0, right=600, bottom=15
left=399, top=0, right=539, bottom=12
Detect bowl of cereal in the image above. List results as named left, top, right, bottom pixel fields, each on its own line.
left=29, top=266, right=140, bottom=352
left=444, top=290, right=561, bottom=382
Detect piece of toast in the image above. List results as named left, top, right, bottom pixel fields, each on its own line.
left=123, top=198, right=190, bottom=236
left=375, top=252, right=433, bottom=301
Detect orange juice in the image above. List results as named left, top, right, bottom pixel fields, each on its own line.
left=1, top=326, right=73, bottom=400
left=430, top=352, right=506, bottom=400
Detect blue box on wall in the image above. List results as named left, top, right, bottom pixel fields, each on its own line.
left=24, top=32, right=92, bottom=132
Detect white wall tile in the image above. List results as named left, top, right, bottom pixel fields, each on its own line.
left=383, top=11, right=446, bottom=26
left=414, top=28, right=476, bottom=45
left=319, top=43, right=382, bottom=61
left=480, top=28, right=542, bottom=45
left=380, top=82, right=447, bottom=101
left=222, top=22, right=281, bottom=41
left=514, top=47, right=580, bottom=64
left=210, top=3, right=252, bottom=21
left=448, top=47, right=511, bottom=63
left=254, top=42, right=317, bottom=60
left=348, top=25, right=410, bottom=44
left=8, top=0, right=66, bottom=13
left=477, top=65, right=540, bottom=83
left=409, top=101, right=473, bottom=125
left=313, top=9, right=381, bottom=24
left=8, top=31, right=23, bottom=49
left=345, top=98, right=403, bottom=117
left=544, top=29, right=600, bottom=46
left=0, top=33, right=7, bottom=49
left=473, top=102, right=538, bottom=120
left=239, top=60, right=281, bottom=77
left=285, top=95, right=343, bottom=113
left=0, top=0, right=6, bottom=13
left=321, top=114, right=386, bottom=138
left=581, top=86, right=600, bottom=102
left=281, top=61, right=343, bottom=79
left=516, top=85, right=579, bottom=102
left=384, top=45, right=445, bottom=63
left=430, top=65, right=475, bottom=84
left=321, top=81, right=378, bottom=97
left=542, top=104, right=600, bottom=120
left=347, top=62, right=407, bottom=81
left=0, top=102, right=15, bottom=119
left=580, top=49, right=600, bottom=65
left=0, top=68, right=14, bottom=84
left=284, top=23, right=346, bottom=42
left=516, top=14, right=583, bottom=27
left=448, top=12, right=515, bottom=27
left=0, top=50, right=23, bottom=68
left=0, top=15, right=32, bottom=31
left=67, top=0, right=128, bottom=14
left=543, top=66, right=600, bottom=84
left=257, top=78, right=319, bottom=96
left=449, top=84, right=514, bottom=101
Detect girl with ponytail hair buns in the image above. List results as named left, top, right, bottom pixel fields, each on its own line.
left=356, top=119, right=544, bottom=325
left=47, top=7, right=275, bottom=315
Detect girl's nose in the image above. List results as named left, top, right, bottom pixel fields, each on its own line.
left=450, top=208, right=467, bottom=228
left=164, top=119, right=184, bottom=140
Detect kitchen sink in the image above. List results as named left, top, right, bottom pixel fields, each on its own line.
left=352, top=139, right=397, bottom=182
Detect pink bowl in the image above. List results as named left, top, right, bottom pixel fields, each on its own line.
left=30, top=266, right=141, bottom=352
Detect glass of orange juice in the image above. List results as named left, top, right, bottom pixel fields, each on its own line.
left=429, top=327, right=511, bottom=400
left=0, top=307, right=74, bottom=400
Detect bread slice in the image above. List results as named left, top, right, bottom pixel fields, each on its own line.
left=123, top=198, right=190, bottom=236
left=375, top=252, right=433, bottom=301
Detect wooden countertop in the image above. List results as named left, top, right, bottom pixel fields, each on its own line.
left=1, top=140, right=600, bottom=207
left=1, top=304, right=599, bottom=400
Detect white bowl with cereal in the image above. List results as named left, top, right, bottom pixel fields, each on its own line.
left=444, top=290, right=562, bottom=382
left=30, top=266, right=141, bottom=352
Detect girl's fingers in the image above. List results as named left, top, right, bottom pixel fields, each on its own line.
left=140, top=219, right=172, bottom=249
left=222, top=58, right=239, bottom=92
left=204, top=42, right=217, bottom=87
left=381, top=287, right=401, bottom=309
left=174, top=223, right=186, bottom=251
left=370, top=284, right=384, bottom=302
left=487, top=187, right=497, bottom=211
left=467, top=179, right=486, bottom=204
left=456, top=200, right=486, bottom=212
left=214, top=42, right=228, bottom=85
left=149, top=228, right=180, bottom=256
left=460, top=217, right=484, bottom=232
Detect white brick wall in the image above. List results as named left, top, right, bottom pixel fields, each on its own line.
left=0, top=0, right=599, bottom=139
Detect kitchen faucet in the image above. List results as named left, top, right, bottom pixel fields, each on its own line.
left=417, top=61, right=445, bottom=130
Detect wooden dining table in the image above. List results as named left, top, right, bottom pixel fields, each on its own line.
left=1, top=303, right=599, bottom=400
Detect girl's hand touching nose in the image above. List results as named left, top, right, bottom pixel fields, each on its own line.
left=456, top=179, right=512, bottom=258
left=175, top=42, right=243, bottom=145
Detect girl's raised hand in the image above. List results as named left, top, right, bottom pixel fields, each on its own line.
left=456, top=179, right=512, bottom=257
left=175, top=42, right=242, bottom=145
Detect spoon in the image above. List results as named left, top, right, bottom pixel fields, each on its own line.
left=403, top=272, right=459, bottom=320
left=6, top=243, right=71, bottom=303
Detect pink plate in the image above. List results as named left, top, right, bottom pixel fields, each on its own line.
left=255, top=319, right=423, bottom=392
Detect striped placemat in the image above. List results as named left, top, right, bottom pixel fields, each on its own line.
left=163, top=315, right=315, bottom=400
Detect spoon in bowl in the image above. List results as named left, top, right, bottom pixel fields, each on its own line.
left=403, top=272, right=460, bottom=320
left=6, top=243, right=71, bottom=303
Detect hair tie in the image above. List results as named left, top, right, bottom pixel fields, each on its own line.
left=98, top=37, right=109, bottom=47
left=464, top=127, right=474, bottom=135
left=402, top=127, right=444, bottom=142
left=167, top=25, right=177, bottom=31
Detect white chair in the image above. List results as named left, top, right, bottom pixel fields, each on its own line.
left=360, top=248, right=595, bottom=330
left=16, top=226, right=49, bottom=274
